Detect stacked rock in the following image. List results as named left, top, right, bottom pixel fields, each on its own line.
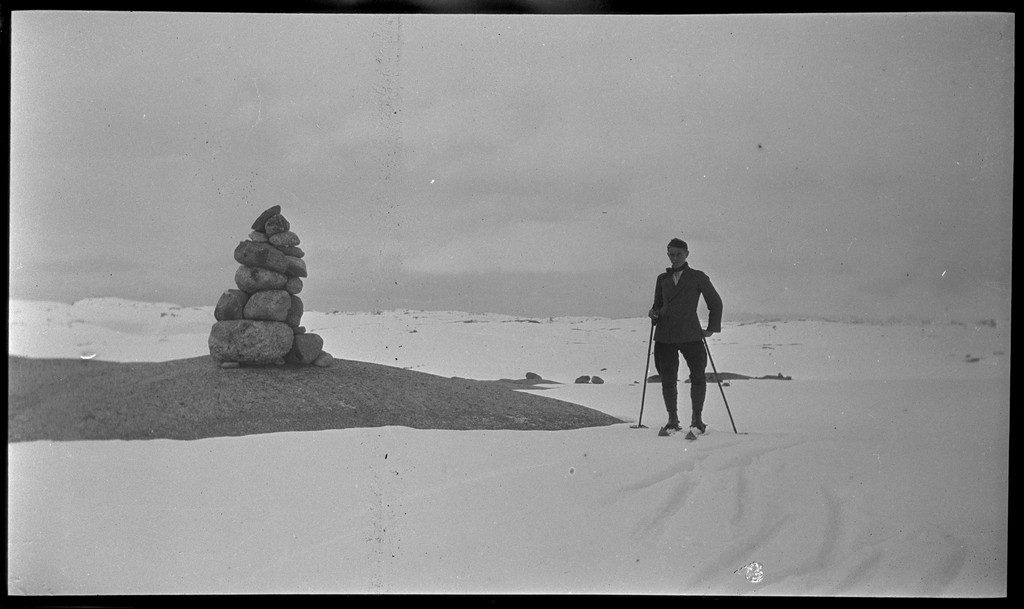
left=208, top=205, right=334, bottom=368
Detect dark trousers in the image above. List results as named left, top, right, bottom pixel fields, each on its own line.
left=653, top=340, right=707, bottom=424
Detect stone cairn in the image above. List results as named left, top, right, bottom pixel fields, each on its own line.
left=208, top=205, right=334, bottom=368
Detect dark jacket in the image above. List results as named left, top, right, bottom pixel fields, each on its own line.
left=651, top=263, right=723, bottom=343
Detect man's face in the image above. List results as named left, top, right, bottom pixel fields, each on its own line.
left=667, top=247, right=688, bottom=267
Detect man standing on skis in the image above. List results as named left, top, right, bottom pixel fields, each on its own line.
left=648, top=238, right=723, bottom=434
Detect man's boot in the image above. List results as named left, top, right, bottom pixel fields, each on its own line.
left=690, top=382, right=707, bottom=433
left=663, top=384, right=680, bottom=430
left=666, top=410, right=681, bottom=430
left=655, top=382, right=679, bottom=431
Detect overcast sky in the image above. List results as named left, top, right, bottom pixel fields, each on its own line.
left=9, top=12, right=1014, bottom=321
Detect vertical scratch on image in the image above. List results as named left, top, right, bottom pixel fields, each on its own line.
left=370, top=14, right=404, bottom=275
left=251, top=78, right=263, bottom=129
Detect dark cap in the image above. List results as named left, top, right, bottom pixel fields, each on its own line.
left=667, top=238, right=688, bottom=250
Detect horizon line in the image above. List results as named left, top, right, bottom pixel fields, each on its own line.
left=7, top=295, right=1010, bottom=327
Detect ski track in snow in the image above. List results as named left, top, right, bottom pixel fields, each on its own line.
left=609, top=428, right=979, bottom=595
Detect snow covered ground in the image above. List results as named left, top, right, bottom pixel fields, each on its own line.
left=7, top=298, right=1009, bottom=595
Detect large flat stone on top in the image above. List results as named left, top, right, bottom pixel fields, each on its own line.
left=251, top=205, right=282, bottom=231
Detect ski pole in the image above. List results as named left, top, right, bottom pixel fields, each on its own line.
left=703, top=335, right=738, bottom=434
left=631, top=320, right=655, bottom=429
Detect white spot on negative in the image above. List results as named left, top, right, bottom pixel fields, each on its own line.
left=735, top=561, right=764, bottom=583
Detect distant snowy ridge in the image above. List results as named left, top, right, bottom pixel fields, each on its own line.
left=69, top=296, right=199, bottom=310
left=9, top=296, right=1009, bottom=328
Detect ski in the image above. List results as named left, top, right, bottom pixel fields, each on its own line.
left=659, top=424, right=708, bottom=439
left=687, top=424, right=709, bottom=440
